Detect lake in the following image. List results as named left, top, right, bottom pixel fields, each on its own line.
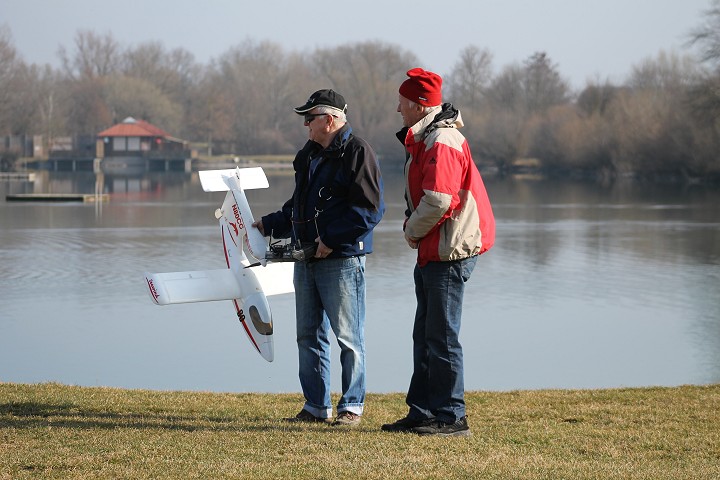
left=1, top=168, right=718, bottom=394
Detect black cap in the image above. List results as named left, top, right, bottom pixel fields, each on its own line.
left=294, top=89, right=348, bottom=114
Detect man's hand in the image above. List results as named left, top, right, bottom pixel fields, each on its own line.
left=314, top=237, right=333, bottom=258
left=251, top=220, right=265, bottom=236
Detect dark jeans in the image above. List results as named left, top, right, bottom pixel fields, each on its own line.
left=406, top=255, right=478, bottom=423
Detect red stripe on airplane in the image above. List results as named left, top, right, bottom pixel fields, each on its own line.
left=233, top=299, right=260, bottom=353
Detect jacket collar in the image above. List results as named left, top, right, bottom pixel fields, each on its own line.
left=296, top=123, right=353, bottom=169
left=396, top=103, right=463, bottom=146
left=324, top=123, right=353, bottom=158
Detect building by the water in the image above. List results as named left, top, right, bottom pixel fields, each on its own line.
left=96, top=117, right=192, bottom=174
left=6, top=117, right=193, bottom=173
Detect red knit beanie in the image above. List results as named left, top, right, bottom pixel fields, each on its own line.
left=399, top=68, right=442, bottom=106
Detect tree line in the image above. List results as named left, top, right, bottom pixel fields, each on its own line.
left=1, top=2, right=720, bottom=182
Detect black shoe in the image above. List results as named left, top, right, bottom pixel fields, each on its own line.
left=412, top=416, right=472, bottom=437
left=283, top=409, right=331, bottom=424
left=381, top=415, right=434, bottom=432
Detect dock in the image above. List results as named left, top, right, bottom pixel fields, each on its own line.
left=5, top=193, right=109, bottom=203
left=0, top=172, right=36, bottom=181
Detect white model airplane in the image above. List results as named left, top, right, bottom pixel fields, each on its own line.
left=143, top=167, right=294, bottom=362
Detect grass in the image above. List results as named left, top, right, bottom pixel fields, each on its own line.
left=1, top=383, right=718, bottom=479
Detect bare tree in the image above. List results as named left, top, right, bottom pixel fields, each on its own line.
left=213, top=40, right=301, bottom=153
left=445, top=45, right=493, bottom=109
left=121, top=42, right=200, bottom=138
left=123, top=42, right=199, bottom=99
left=58, top=30, right=122, bottom=80
left=521, top=52, right=571, bottom=114
left=186, top=69, right=235, bottom=155
left=313, top=41, right=418, bottom=155
left=629, top=50, right=701, bottom=91
left=687, top=0, right=720, bottom=69
left=478, top=52, right=571, bottom=167
left=32, top=65, right=66, bottom=145
left=576, top=78, right=619, bottom=116
left=685, top=0, right=720, bottom=130
left=486, top=64, right=524, bottom=110
left=0, top=25, right=21, bottom=134
left=1, top=23, right=716, bottom=178
left=0, top=27, right=70, bottom=150
left=104, top=76, right=182, bottom=132
left=62, top=77, right=112, bottom=135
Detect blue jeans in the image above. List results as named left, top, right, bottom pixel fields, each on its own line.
left=406, top=255, right=478, bottom=423
left=293, top=256, right=366, bottom=418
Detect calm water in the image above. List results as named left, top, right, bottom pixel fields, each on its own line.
left=1, top=169, right=719, bottom=393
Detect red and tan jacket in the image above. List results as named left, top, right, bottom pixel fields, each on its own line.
left=399, top=104, right=495, bottom=266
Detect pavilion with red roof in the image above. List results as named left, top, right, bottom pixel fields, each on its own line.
left=96, top=117, right=191, bottom=172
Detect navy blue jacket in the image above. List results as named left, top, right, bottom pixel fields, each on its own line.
left=261, top=124, right=385, bottom=258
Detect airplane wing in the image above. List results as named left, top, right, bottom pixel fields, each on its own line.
left=145, top=269, right=241, bottom=305
left=144, top=263, right=294, bottom=306
left=250, top=262, right=294, bottom=296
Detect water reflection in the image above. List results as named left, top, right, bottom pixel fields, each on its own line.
left=0, top=169, right=718, bottom=393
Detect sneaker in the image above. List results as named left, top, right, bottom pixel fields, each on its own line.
left=332, top=411, right=361, bottom=426
left=380, top=415, right=434, bottom=433
left=412, top=416, right=472, bottom=437
left=283, top=409, right=331, bottom=424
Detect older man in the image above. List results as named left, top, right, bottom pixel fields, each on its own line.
left=381, top=68, right=495, bottom=436
left=253, top=89, right=385, bottom=426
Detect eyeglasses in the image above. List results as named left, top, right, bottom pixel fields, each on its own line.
left=304, top=113, right=327, bottom=123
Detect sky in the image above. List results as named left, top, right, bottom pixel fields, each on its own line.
left=0, top=0, right=712, bottom=89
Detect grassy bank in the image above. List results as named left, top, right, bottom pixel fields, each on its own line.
left=1, top=383, right=718, bottom=479
left=192, top=153, right=294, bottom=167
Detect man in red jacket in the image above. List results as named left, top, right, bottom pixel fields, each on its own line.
left=381, top=68, right=495, bottom=437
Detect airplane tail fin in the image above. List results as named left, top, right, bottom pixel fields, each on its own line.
left=199, top=167, right=269, bottom=192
